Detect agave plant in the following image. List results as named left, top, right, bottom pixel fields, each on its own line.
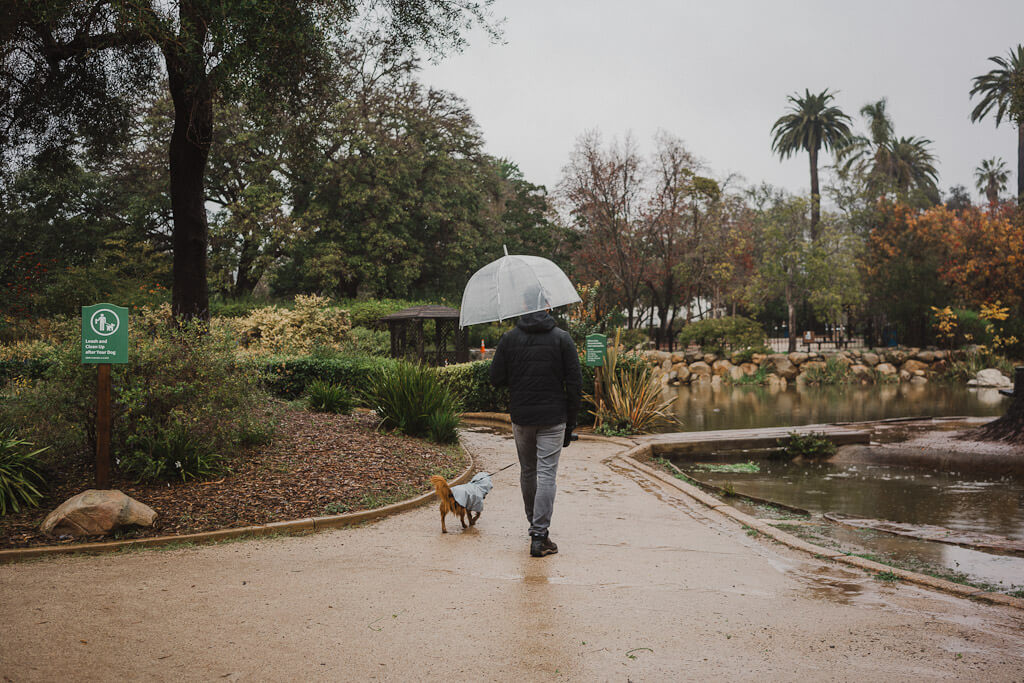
left=363, top=362, right=462, bottom=442
left=0, top=428, right=48, bottom=515
left=586, top=329, right=678, bottom=434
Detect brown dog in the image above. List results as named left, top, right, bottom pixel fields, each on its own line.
left=430, top=475, right=480, bottom=533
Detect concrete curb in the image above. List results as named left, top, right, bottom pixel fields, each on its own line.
left=0, top=444, right=476, bottom=564
left=610, top=443, right=1024, bottom=611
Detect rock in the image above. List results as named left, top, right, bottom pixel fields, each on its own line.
left=885, top=349, right=907, bottom=365
left=667, top=370, right=678, bottom=384
left=902, top=359, right=929, bottom=374
left=766, top=354, right=798, bottom=380
left=751, top=353, right=767, bottom=365
left=740, top=362, right=759, bottom=376
left=684, top=348, right=703, bottom=363
left=910, top=376, right=928, bottom=385
left=861, top=352, right=880, bottom=366
left=671, top=352, right=686, bottom=364
left=675, top=365, right=691, bottom=383
left=712, top=359, right=734, bottom=376
left=824, top=353, right=853, bottom=367
left=688, top=361, right=712, bottom=377
left=975, top=368, right=1012, bottom=388
left=40, top=490, right=157, bottom=538
left=661, top=357, right=674, bottom=372
left=702, top=353, right=718, bottom=365
left=788, top=352, right=809, bottom=365
left=899, top=369, right=911, bottom=382
left=710, top=375, right=723, bottom=388
left=933, top=350, right=947, bottom=361
left=875, top=362, right=897, bottom=376
left=915, top=350, right=936, bottom=363
left=729, top=365, right=745, bottom=381
left=850, top=364, right=873, bottom=380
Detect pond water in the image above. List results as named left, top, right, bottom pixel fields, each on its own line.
left=680, top=457, right=1024, bottom=592
left=664, top=382, right=1007, bottom=432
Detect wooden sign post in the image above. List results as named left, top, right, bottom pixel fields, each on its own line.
left=81, top=304, right=129, bottom=489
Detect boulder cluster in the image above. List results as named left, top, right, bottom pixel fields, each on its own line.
left=643, top=347, right=954, bottom=388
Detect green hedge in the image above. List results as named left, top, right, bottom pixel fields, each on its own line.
left=436, top=361, right=509, bottom=412
left=678, top=316, right=767, bottom=355
left=256, top=355, right=400, bottom=400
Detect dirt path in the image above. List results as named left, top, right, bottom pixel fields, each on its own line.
left=2, top=427, right=1023, bottom=681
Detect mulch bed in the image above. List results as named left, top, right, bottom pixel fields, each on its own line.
left=0, top=404, right=467, bottom=549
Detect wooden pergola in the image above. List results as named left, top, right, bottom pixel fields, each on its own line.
left=380, top=305, right=469, bottom=366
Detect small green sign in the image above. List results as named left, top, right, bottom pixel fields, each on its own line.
left=585, top=333, right=607, bottom=367
left=81, top=304, right=129, bottom=364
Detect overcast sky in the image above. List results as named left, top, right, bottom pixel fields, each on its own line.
left=420, top=0, right=1024, bottom=201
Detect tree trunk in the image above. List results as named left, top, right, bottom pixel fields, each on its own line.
left=970, top=367, right=1024, bottom=443
left=786, top=282, right=797, bottom=353
left=809, top=145, right=820, bottom=240
left=1018, top=123, right=1023, bottom=207
left=232, top=237, right=258, bottom=297
left=165, top=5, right=213, bottom=320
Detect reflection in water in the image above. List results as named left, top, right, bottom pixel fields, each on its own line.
left=687, top=458, right=1024, bottom=590
left=666, top=382, right=1006, bottom=432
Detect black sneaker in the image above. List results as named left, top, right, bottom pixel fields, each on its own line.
left=530, top=535, right=558, bottom=557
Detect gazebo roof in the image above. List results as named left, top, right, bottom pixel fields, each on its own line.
left=380, top=305, right=460, bottom=321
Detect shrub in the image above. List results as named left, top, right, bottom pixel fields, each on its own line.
left=227, top=294, right=351, bottom=356
left=363, top=362, right=462, bottom=442
left=337, top=298, right=432, bottom=329
left=801, top=357, right=852, bottom=385
left=345, top=327, right=390, bottom=357
left=306, top=380, right=354, bottom=414
left=618, top=328, right=649, bottom=350
left=257, top=355, right=399, bottom=400
left=589, top=343, right=677, bottom=434
left=121, top=419, right=226, bottom=482
left=678, top=316, right=767, bottom=355
left=427, top=409, right=461, bottom=444
left=1, top=307, right=272, bottom=482
left=0, top=428, right=48, bottom=514
left=780, top=431, right=836, bottom=459
left=436, top=360, right=509, bottom=412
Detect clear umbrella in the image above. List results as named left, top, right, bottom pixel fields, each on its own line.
left=459, top=247, right=581, bottom=328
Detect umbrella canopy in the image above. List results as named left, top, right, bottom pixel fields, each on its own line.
left=459, top=248, right=581, bottom=328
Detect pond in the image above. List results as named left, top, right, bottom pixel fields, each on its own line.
left=664, top=382, right=1008, bottom=432
left=678, top=456, right=1024, bottom=593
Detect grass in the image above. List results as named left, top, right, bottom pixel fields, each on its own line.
left=691, top=460, right=760, bottom=473
left=874, top=570, right=900, bottom=583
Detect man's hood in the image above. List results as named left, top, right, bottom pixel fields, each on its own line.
left=517, top=311, right=557, bottom=333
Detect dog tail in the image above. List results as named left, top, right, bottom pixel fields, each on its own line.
left=430, top=475, right=453, bottom=501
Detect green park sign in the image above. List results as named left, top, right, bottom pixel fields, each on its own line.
left=585, top=333, right=607, bottom=367
left=81, top=304, right=129, bottom=364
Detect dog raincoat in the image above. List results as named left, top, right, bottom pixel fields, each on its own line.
left=450, top=472, right=493, bottom=513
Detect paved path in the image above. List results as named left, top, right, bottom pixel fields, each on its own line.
left=2, top=428, right=1023, bottom=681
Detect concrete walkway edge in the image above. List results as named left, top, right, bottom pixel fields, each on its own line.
left=611, top=443, right=1024, bottom=611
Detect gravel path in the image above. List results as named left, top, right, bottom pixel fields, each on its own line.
left=2, top=427, right=1023, bottom=681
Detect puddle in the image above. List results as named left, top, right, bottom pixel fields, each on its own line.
left=680, top=456, right=1024, bottom=593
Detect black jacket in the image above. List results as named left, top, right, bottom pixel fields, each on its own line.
left=489, top=311, right=582, bottom=427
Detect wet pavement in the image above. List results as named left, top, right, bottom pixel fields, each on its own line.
left=2, top=428, right=1023, bottom=681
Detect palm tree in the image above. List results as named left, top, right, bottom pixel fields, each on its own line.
left=879, top=136, right=940, bottom=203
left=839, top=100, right=939, bottom=204
left=771, top=89, right=852, bottom=239
left=975, top=157, right=1010, bottom=205
left=970, top=45, right=1024, bottom=205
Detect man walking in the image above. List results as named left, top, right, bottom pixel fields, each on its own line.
left=489, top=308, right=582, bottom=557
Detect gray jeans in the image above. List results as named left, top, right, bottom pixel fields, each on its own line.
left=512, top=423, right=565, bottom=537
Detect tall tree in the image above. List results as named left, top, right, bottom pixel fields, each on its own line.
left=559, top=131, right=648, bottom=328
left=2, top=1, right=494, bottom=319
left=974, top=157, right=1010, bottom=206
left=970, top=44, right=1024, bottom=206
left=770, top=89, right=852, bottom=238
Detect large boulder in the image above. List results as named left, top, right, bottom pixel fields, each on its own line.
left=860, top=352, right=880, bottom=366
left=969, top=369, right=1012, bottom=388
left=885, top=349, right=908, bottom=365
left=688, top=360, right=712, bottom=378
left=674, top=364, right=691, bottom=384
left=711, top=359, right=734, bottom=376
left=766, top=354, right=798, bottom=380
left=788, top=352, right=809, bottom=365
left=728, top=365, right=745, bottom=381
left=850, top=364, right=873, bottom=381
left=702, top=353, right=718, bottom=365
left=915, top=350, right=937, bottom=363
left=875, top=362, right=897, bottom=376
left=41, top=490, right=157, bottom=538
left=684, top=348, right=703, bottom=363
left=902, top=359, right=929, bottom=375
left=740, top=362, right=759, bottom=376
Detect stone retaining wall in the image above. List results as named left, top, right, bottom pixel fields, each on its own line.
left=644, top=347, right=955, bottom=388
